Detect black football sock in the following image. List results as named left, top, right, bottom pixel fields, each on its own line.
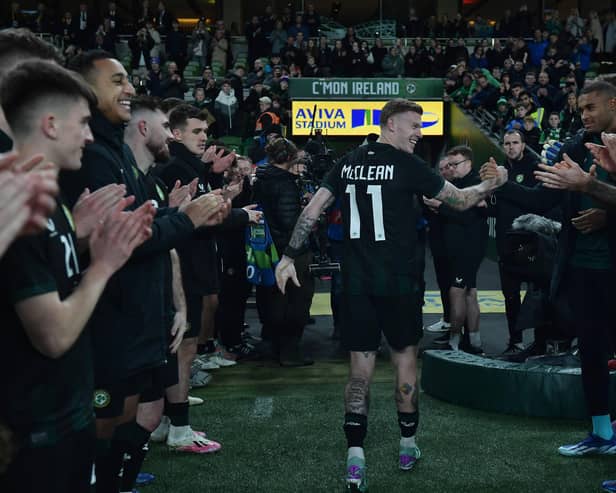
left=119, top=423, right=151, bottom=492
left=95, top=437, right=121, bottom=493
left=398, top=411, right=419, bottom=438
left=166, top=400, right=189, bottom=427
left=343, top=413, right=367, bottom=448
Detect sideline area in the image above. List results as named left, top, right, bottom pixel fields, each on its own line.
left=139, top=258, right=609, bottom=492
left=143, top=359, right=612, bottom=493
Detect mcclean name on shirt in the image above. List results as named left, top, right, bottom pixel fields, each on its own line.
left=340, top=164, right=394, bottom=181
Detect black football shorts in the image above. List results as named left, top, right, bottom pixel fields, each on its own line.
left=341, top=291, right=423, bottom=352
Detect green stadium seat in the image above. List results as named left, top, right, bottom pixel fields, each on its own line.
left=218, top=135, right=244, bottom=153
left=211, top=61, right=224, bottom=77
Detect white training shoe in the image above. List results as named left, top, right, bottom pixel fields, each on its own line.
left=167, top=425, right=222, bottom=454
left=194, top=354, right=220, bottom=370
left=150, top=415, right=170, bottom=443
left=188, top=395, right=204, bottom=406
left=208, top=352, right=237, bottom=367
left=425, top=319, right=451, bottom=333
left=189, top=369, right=212, bottom=389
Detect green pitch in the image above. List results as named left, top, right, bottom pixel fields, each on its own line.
left=143, top=360, right=613, bottom=493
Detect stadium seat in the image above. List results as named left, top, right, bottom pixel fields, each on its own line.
left=218, top=135, right=244, bottom=153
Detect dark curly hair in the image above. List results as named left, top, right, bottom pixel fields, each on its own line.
left=266, top=138, right=298, bottom=165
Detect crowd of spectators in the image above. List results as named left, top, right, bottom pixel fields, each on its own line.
left=3, top=3, right=614, bottom=147
left=1, top=2, right=616, bottom=489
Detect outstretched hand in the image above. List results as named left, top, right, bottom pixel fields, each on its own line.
left=275, top=255, right=300, bottom=294
left=479, top=157, right=507, bottom=187
left=242, top=204, right=263, bottom=224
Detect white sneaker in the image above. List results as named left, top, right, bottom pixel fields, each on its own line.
left=167, top=425, right=222, bottom=454
left=151, top=415, right=170, bottom=442
left=425, top=319, right=451, bottom=333
left=188, top=395, right=204, bottom=406
left=194, top=354, right=220, bottom=370
left=189, top=370, right=212, bottom=388
left=208, top=352, right=237, bottom=367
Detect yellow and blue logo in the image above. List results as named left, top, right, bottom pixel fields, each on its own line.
left=292, top=101, right=443, bottom=136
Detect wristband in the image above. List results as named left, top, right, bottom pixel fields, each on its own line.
left=283, top=245, right=303, bottom=259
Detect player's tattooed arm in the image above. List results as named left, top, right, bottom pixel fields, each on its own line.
left=435, top=171, right=506, bottom=211
left=286, top=187, right=335, bottom=252
left=276, top=187, right=335, bottom=293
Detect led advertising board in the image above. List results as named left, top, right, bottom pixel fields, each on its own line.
left=291, top=101, right=444, bottom=137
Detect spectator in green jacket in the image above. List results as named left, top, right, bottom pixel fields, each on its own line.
left=381, top=46, right=404, bottom=77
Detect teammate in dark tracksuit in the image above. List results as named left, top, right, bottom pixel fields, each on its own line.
left=0, top=60, right=153, bottom=493
left=483, top=81, right=616, bottom=460
left=155, top=106, right=249, bottom=356
left=60, top=52, right=226, bottom=492
left=61, top=107, right=195, bottom=417
left=425, top=146, right=488, bottom=353
left=424, top=156, right=455, bottom=335
left=487, top=129, right=546, bottom=355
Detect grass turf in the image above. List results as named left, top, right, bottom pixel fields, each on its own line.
left=142, top=360, right=613, bottom=493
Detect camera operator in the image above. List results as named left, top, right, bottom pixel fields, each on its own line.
left=253, top=138, right=314, bottom=367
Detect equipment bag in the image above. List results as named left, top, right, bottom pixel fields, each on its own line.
left=245, top=208, right=280, bottom=286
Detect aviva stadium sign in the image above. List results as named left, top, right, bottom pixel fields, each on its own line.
left=291, top=101, right=444, bottom=137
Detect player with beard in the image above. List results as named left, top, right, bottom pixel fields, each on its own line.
left=0, top=59, right=154, bottom=493
left=276, top=99, right=507, bottom=491
left=483, top=81, right=616, bottom=458
left=488, top=129, right=550, bottom=359
left=120, top=96, right=220, bottom=490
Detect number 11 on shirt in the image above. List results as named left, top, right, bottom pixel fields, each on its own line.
left=345, top=184, right=386, bottom=241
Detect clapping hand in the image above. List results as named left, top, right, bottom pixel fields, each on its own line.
left=534, top=153, right=593, bottom=192
left=586, top=132, right=616, bottom=175
left=168, top=178, right=198, bottom=208
left=72, top=184, right=128, bottom=240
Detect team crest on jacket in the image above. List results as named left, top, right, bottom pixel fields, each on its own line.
left=93, top=389, right=111, bottom=408
left=516, top=174, right=524, bottom=183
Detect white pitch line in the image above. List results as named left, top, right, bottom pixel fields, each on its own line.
left=251, top=397, right=274, bottom=418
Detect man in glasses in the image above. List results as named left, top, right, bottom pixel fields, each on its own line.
left=425, top=145, right=488, bottom=353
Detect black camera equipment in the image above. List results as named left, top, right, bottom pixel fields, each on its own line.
left=298, top=105, right=340, bottom=277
